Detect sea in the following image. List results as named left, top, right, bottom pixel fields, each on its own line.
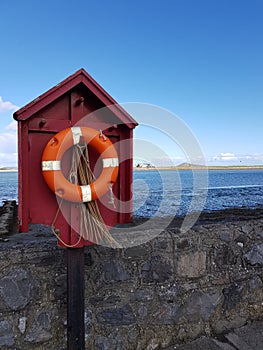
left=1, top=169, right=263, bottom=217
left=133, top=169, right=263, bottom=217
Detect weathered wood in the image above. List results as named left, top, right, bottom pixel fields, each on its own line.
left=67, top=248, right=85, bottom=350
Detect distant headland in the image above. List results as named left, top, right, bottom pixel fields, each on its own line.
left=1, top=164, right=263, bottom=173
left=134, top=162, right=263, bottom=170
left=0, top=167, right=18, bottom=172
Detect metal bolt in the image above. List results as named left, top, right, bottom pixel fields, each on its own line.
left=75, top=97, right=85, bottom=106
left=39, top=118, right=46, bottom=127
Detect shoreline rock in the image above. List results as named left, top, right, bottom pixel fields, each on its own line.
left=0, top=201, right=17, bottom=237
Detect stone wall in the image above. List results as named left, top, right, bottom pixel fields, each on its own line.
left=0, top=203, right=263, bottom=349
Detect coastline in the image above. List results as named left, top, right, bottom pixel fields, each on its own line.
left=0, top=169, right=18, bottom=173
left=134, top=165, right=263, bottom=171
left=1, top=165, right=263, bottom=172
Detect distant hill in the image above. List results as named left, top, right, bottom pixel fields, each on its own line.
left=134, top=163, right=263, bottom=170
left=176, top=162, right=207, bottom=169
left=0, top=167, right=18, bottom=172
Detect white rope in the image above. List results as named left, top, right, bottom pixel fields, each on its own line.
left=50, top=141, right=121, bottom=248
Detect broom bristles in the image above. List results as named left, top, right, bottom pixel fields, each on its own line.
left=69, top=144, right=121, bottom=248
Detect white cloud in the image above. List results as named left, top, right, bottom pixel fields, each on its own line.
left=0, top=96, right=19, bottom=113
left=246, top=154, right=263, bottom=162
left=0, top=121, right=17, bottom=167
left=0, top=152, right=17, bottom=165
left=208, top=152, right=263, bottom=165
left=213, top=152, right=238, bottom=162
left=5, top=120, right=17, bottom=132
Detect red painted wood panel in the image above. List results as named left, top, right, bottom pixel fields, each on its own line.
left=15, top=70, right=137, bottom=248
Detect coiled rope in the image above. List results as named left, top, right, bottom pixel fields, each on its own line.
left=51, top=138, right=121, bottom=248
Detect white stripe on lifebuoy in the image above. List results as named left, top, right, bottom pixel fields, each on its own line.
left=80, top=185, right=92, bottom=202
left=71, top=127, right=82, bottom=145
left=42, top=160, right=61, bottom=171
left=102, top=158, right=119, bottom=168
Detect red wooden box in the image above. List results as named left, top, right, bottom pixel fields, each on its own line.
left=13, top=68, right=138, bottom=247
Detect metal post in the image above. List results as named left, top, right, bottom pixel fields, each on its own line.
left=67, top=247, right=85, bottom=350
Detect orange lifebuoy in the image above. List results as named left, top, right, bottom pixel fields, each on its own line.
left=41, top=127, right=119, bottom=202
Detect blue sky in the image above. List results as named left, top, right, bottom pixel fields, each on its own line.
left=0, top=0, right=262, bottom=166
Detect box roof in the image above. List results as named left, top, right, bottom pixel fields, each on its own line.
left=13, top=68, right=138, bottom=128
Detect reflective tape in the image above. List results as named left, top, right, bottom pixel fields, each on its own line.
left=80, top=185, right=92, bottom=202
left=42, top=160, right=61, bottom=171
left=103, top=158, right=119, bottom=168
left=71, top=127, right=82, bottom=145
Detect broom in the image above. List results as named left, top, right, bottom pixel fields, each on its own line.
left=68, top=138, right=121, bottom=248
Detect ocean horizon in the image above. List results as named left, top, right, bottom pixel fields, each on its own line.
left=1, top=169, right=263, bottom=218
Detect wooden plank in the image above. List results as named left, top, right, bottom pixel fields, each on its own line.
left=28, top=117, right=72, bottom=132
